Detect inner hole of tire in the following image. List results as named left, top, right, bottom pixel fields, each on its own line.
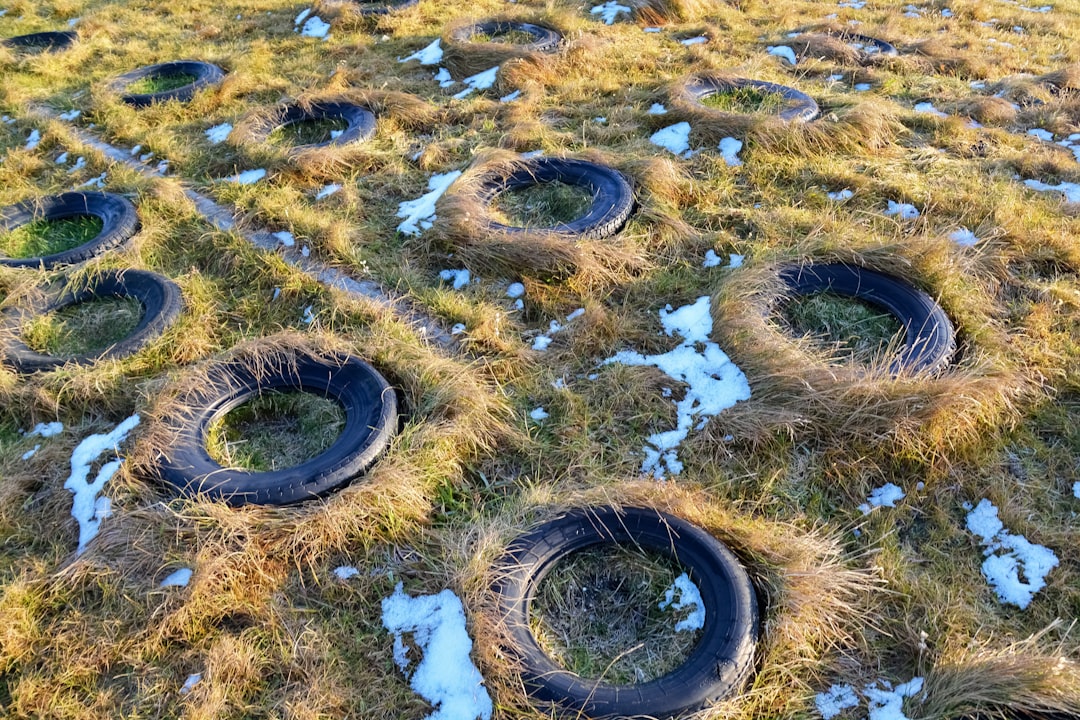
left=0, top=215, right=104, bottom=259
left=778, top=291, right=906, bottom=365
left=205, top=390, right=346, bottom=472
left=530, top=544, right=703, bottom=685
left=22, top=295, right=144, bottom=357
left=469, top=27, right=536, bottom=44
left=270, top=116, right=349, bottom=147
left=126, top=72, right=198, bottom=95
left=701, top=86, right=789, bottom=114
left=489, top=181, right=594, bottom=228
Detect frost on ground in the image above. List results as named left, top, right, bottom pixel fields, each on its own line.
left=604, top=296, right=751, bottom=478
left=399, top=38, right=444, bottom=65
left=590, top=1, right=631, bottom=24
left=205, top=123, right=232, bottom=144
left=719, top=137, right=743, bottom=166
left=966, top=498, right=1058, bottom=609
left=397, top=170, right=462, bottom=236
left=452, top=66, right=499, bottom=100
left=334, top=565, right=360, bottom=580
left=1024, top=179, right=1080, bottom=203
left=884, top=200, right=920, bottom=220
left=650, top=122, right=694, bottom=158
left=767, top=45, right=797, bottom=65
left=658, top=573, right=706, bottom=632
left=816, top=677, right=923, bottom=720
left=65, top=415, right=140, bottom=554
left=859, top=482, right=905, bottom=514
left=381, top=583, right=493, bottom=720
left=816, top=684, right=860, bottom=720
left=914, top=101, right=949, bottom=118
left=160, top=568, right=193, bottom=587
left=439, top=268, right=471, bottom=290
left=949, top=228, right=979, bottom=246
left=224, top=168, right=267, bottom=184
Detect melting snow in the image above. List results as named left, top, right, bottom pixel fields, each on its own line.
left=914, top=102, right=948, bottom=118
left=604, top=296, right=751, bottom=478
left=180, top=673, right=201, bottom=695
left=1057, top=133, right=1080, bottom=163
left=27, top=421, right=64, bottom=438
left=381, top=583, right=493, bottom=720
left=1024, top=179, right=1080, bottom=203
left=78, top=172, right=107, bottom=189
left=816, top=677, right=923, bottom=720
left=719, top=136, right=743, bottom=166
left=225, top=168, right=267, bottom=184
left=966, top=498, right=1058, bottom=609
left=854, top=83, right=872, bottom=91
left=529, top=407, right=549, bottom=420
left=399, top=39, right=444, bottom=65
left=828, top=188, right=854, bottom=201
left=1073, top=481, right=1080, bottom=499
left=452, top=66, right=500, bottom=99
left=566, top=308, right=585, bottom=322
left=316, top=183, right=341, bottom=200
left=816, top=684, right=860, bottom=719
left=500, top=90, right=521, bottom=103
left=434, top=68, right=455, bottom=87
left=728, top=254, right=744, bottom=268
left=65, top=415, right=140, bottom=554
left=532, top=336, right=552, bottom=351
left=273, top=231, right=295, bottom=247
left=58, top=109, right=81, bottom=121
left=302, top=305, right=315, bottom=324
left=884, top=200, right=920, bottom=220
left=506, top=282, right=525, bottom=299
left=296, top=11, right=331, bottom=40
left=859, top=482, right=905, bottom=514
left=658, top=573, right=706, bottom=631
left=334, top=566, right=360, bottom=580
left=949, top=228, right=979, bottom=246
left=55, top=152, right=69, bottom=164
left=22, top=445, right=40, bottom=460
left=650, top=122, right=694, bottom=158
left=439, top=268, right=471, bottom=290
left=648, top=103, right=668, bottom=115
left=397, top=170, right=462, bottom=235
left=25, top=129, right=41, bottom=150
left=205, top=123, right=232, bottom=144
left=767, top=45, right=797, bottom=65
left=591, top=1, right=631, bottom=24
left=1027, top=128, right=1054, bottom=142
left=703, top=250, right=723, bottom=268
left=681, top=36, right=708, bottom=45
left=160, top=568, right=193, bottom=587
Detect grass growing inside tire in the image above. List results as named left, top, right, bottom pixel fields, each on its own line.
left=489, top=182, right=595, bottom=229
left=529, top=544, right=702, bottom=685
left=269, top=117, right=350, bottom=147
left=469, top=29, right=537, bottom=45
left=22, top=296, right=144, bottom=357
left=204, top=390, right=347, bottom=472
left=780, top=291, right=906, bottom=364
left=0, top=216, right=104, bottom=259
left=701, top=87, right=790, bottom=114
left=124, top=73, right=199, bottom=95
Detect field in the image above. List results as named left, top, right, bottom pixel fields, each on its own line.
left=0, top=0, right=1079, bottom=717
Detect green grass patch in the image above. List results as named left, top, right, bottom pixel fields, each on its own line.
left=0, top=216, right=103, bottom=259
left=489, top=182, right=594, bottom=228
left=530, top=544, right=702, bottom=685
left=780, top=291, right=906, bottom=364
left=22, top=296, right=144, bottom=357
left=205, top=391, right=346, bottom=472
left=269, top=117, right=350, bottom=147
left=701, top=87, right=790, bottom=114
left=124, top=73, right=198, bottom=95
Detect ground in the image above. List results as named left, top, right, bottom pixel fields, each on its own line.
left=0, top=0, right=1079, bottom=718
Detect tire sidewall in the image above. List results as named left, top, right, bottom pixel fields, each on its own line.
left=0, top=192, right=139, bottom=269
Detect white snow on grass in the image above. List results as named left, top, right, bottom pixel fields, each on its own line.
left=225, top=168, right=267, bottom=184
left=590, top=1, right=631, bottom=24
left=884, top=200, right=920, bottom=220
left=1073, top=481, right=1080, bottom=499
left=1024, top=179, right=1080, bottom=203
left=531, top=335, right=552, bottom=351
left=65, top=415, right=140, bottom=555
left=58, top=109, right=81, bottom=121
left=914, top=101, right=948, bottom=118
left=529, top=407, right=549, bottom=421
left=499, top=90, right=521, bottom=103
left=302, top=305, right=315, bottom=324
left=316, top=183, right=341, bottom=200
left=858, top=482, right=905, bottom=514
left=828, top=188, right=854, bottom=201
left=1027, top=128, right=1054, bottom=142
left=27, top=421, right=64, bottom=438
left=22, top=445, right=40, bottom=460
left=295, top=7, right=311, bottom=25
left=439, top=268, right=471, bottom=290
left=718, top=136, right=743, bottom=166
left=648, top=102, right=668, bottom=115
left=703, top=250, right=723, bottom=268
left=854, top=83, right=872, bottom=91
left=273, top=231, right=296, bottom=247
left=160, top=568, right=193, bottom=587
left=69, top=157, right=86, bottom=173
left=603, top=296, right=751, bottom=478
left=397, top=170, right=462, bottom=236
left=965, top=498, right=1058, bottom=609
left=381, top=583, right=493, bottom=720
left=650, top=122, right=693, bottom=158
left=205, top=122, right=232, bottom=144
left=728, top=253, right=744, bottom=268
left=434, top=68, right=455, bottom=87
left=452, top=66, right=499, bottom=100
left=334, top=565, right=360, bottom=580
left=399, top=38, right=444, bottom=65
left=816, top=684, right=860, bottom=720
left=506, top=282, right=525, bottom=299
left=298, top=15, right=331, bottom=40
left=949, top=227, right=979, bottom=246
left=180, top=673, right=201, bottom=695
left=658, top=573, right=706, bottom=632
left=25, top=129, right=41, bottom=150
left=681, top=35, right=708, bottom=45
left=55, top=152, right=69, bottom=164
left=767, top=45, right=797, bottom=65
left=78, top=172, right=107, bottom=189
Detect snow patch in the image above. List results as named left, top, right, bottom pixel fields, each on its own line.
left=381, top=583, right=493, bottom=720
left=1074, top=481, right=1080, bottom=499
left=58, top=109, right=81, bottom=121
left=914, top=101, right=948, bottom=118
left=529, top=407, right=549, bottom=421
left=160, top=568, right=193, bottom=587
left=225, top=168, right=267, bottom=184
left=205, top=123, right=232, bottom=144
left=499, top=90, right=521, bottom=103
left=590, top=1, right=631, bottom=24
left=180, top=673, right=201, bottom=695
left=681, top=36, right=708, bottom=45
left=78, top=172, right=107, bottom=189
left=966, top=498, right=1058, bottom=609
left=64, top=415, right=140, bottom=554
left=828, top=188, right=854, bottom=201
left=703, top=250, right=722, bottom=268
left=854, top=83, right=872, bottom=92
left=767, top=45, right=797, bottom=65
left=1024, top=179, right=1080, bottom=203
left=719, top=136, right=743, bottom=166
left=949, top=228, right=979, bottom=246
left=884, top=200, right=920, bottom=220
left=297, top=14, right=331, bottom=40
left=816, top=684, right=860, bottom=720
left=650, top=122, right=694, bottom=158
left=334, top=566, right=360, bottom=580
left=434, top=68, right=455, bottom=88
left=858, top=482, right=905, bottom=514
left=506, top=282, right=525, bottom=299
left=25, top=129, right=41, bottom=150
left=399, top=39, right=444, bottom=65
left=658, top=573, right=706, bottom=631
left=1027, top=128, right=1053, bottom=142
left=648, top=103, right=668, bottom=115
left=316, top=183, right=341, bottom=200
left=439, top=268, right=471, bottom=290
left=452, top=66, right=500, bottom=99
left=22, top=445, right=40, bottom=460
left=27, top=421, right=64, bottom=438
left=397, top=170, right=462, bottom=235
left=273, top=231, right=296, bottom=247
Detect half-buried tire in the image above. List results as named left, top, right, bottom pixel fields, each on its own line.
left=3, top=30, right=78, bottom=52
left=157, top=354, right=397, bottom=506
left=0, top=192, right=140, bottom=269
left=0, top=269, right=183, bottom=373
left=247, top=101, right=376, bottom=153
left=682, top=75, right=820, bottom=124
left=777, top=263, right=957, bottom=374
left=448, top=21, right=563, bottom=53
left=493, top=506, right=759, bottom=719
left=109, top=60, right=226, bottom=107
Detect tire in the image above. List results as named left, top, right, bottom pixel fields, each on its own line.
left=3, top=30, right=77, bottom=52
left=837, top=32, right=899, bottom=57
left=476, top=157, right=634, bottom=240
left=493, top=506, right=759, bottom=719
left=349, top=0, right=418, bottom=15
left=684, top=75, right=820, bottom=123
left=251, top=101, right=376, bottom=152
left=109, top=61, right=226, bottom=107
left=0, top=269, right=183, bottom=373
left=0, top=192, right=140, bottom=269
left=157, top=354, right=398, bottom=506
left=777, top=263, right=957, bottom=374
left=449, top=21, right=562, bottom=53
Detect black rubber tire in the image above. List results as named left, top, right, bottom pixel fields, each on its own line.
left=109, top=60, right=226, bottom=107
left=157, top=354, right=398, bottom=506
left=3, top=30, right=77, bottom=52
left=777, top=263, right=957, bottom=374
left=0, top=269, right=183, bottom=373
left=350, top=0, right=418, bottom=15
left=685, top=75, right=820, bottom=123
left=252, top=101, right=376, bottom=152
left=0, top=192, right=140, bottom=269
left=493, top=506, right=759, bottom=720
left=476, top=157, right=634, bottom=240
left=836, top=32, right=899, bottom=57
left=449, top=21, right=563, bottom=53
